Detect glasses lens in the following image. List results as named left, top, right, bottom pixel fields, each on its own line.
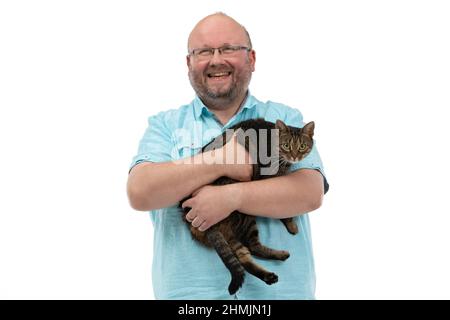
left=221, top=46, right=236, bottom=55
left=197, top=48, right=213, bottom=56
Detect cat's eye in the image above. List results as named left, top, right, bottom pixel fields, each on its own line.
left=281, top=143, right=290, bottom=151
left=299, top=143, right=307, bottom=151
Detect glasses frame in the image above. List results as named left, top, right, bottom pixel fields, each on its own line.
left=188, top=45, right=251, bottom=58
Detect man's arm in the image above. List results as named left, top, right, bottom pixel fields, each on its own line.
left=234, top=169, right=324, bottom=218
left=181, top=169, right=324, bottom=231
left=127, top=136, right=253, bottom=211
left=127, top=155, right=222, bottom=211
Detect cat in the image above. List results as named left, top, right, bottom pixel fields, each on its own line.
left=180, top=118, right=315, bottom=295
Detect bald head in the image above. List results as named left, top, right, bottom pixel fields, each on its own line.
left=188, top=13, right=252, bottom=53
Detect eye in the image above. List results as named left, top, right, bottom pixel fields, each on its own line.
left=221, top=46, right=236, bottom=54
left=281, top=143, right=290, bottom=151
left=196, top=48, right=213, bottom=56
left=299, top=143, right=307, bottom=151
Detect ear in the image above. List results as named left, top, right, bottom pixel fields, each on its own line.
left=302, top=121, right=315, bottom=137
left=249, top=49, right=256, bottom=72
left=275, top=119, right=289, bottom=131
left=186, top=55, right=191, bottom=69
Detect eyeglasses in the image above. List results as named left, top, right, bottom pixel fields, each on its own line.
left=189, top=45, right=251, bottom=59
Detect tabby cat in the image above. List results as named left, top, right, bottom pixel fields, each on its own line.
left=180, top=118, right=315, bottom=295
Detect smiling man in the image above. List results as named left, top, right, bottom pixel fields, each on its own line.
left=127, top=13, right=328, bottom=300
left=187, top=14, right=254, bottom=125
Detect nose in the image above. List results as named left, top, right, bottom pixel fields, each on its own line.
left=209, top=48, right=226, bottom=65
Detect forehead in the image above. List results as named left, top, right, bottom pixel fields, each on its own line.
left=188, top=16, right=248, bottom=49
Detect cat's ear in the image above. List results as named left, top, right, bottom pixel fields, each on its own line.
left=302, top=121, right=315, bottom=137
left=275, top=119, right=289, bottom=131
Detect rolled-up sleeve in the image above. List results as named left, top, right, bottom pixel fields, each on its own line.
left=283, top=108, right=329, bottom=194
left=129, top=112, right=174, bottom=172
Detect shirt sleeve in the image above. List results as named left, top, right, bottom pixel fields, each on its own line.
left=129, top=112, right=175, bottom=172
left=283, top=108, right=330, bottom=194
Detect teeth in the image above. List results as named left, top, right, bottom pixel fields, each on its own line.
left=209, top=72, right=230, bottom=77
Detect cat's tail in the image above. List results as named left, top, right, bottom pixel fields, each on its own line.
left=206, top=228, right=245, bottom=295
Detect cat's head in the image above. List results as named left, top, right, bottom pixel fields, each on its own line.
left=275, top=120, right=315, bottom=163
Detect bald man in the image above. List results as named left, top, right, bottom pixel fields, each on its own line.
left=127, top=13, right=328, bottom=300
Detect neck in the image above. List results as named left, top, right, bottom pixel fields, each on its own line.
left=203, top=91, right=248, bottom=125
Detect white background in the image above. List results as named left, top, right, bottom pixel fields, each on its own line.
left=1, top=0, right=449, bottom=299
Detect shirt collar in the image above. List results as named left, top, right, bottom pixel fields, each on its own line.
left=193, top=91, right=258, bottom=119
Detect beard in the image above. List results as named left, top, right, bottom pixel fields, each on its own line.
left=188, top=61, right=252, bottom=108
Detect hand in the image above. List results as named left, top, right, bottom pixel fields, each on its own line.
left=219, top=132, right=253, bottom=182
left=181, top=184, right=242, bottom=232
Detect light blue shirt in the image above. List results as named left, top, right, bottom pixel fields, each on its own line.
left=130, top=93, right=328, bottom=300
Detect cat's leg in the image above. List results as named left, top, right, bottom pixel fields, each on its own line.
left=229, top=239, right=278, bottom=285
left=243, top=220, right=290, bottom=261
left=280, top=217, right=299, bottom=235
left=206, top=228, right=245, bottom=295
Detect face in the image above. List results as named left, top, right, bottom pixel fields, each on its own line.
left=187, top=16, right=256, bottom=108
left=276, top=120, right=315, bottom=163
left=279, top=131, right=313, bottom=162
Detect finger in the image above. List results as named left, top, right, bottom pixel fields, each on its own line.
left=198, top=221, right=210, bottom=232
left=181, top=198, right=193, bottom=209
left=185, top=208, right=196, bottom=222
left=191, top=216, right=204, bottom=228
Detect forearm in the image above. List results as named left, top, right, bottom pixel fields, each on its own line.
left=127, top=150, right=224, bottom=211
left=234, top=169, right=324, bottom=218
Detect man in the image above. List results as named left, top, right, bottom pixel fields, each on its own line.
left=127, top=12, right=328, bottom=299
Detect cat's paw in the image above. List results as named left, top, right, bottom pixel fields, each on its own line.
left=228, top=272, right=245, bottom=295
left=286, top=224, right=298, bottom=235
left=264, top=272, right=278, bottom=285
left=277, top=250, right=290, bottom=261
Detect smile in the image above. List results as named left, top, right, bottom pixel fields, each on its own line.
left=207, top=71, right=232, bottom=79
